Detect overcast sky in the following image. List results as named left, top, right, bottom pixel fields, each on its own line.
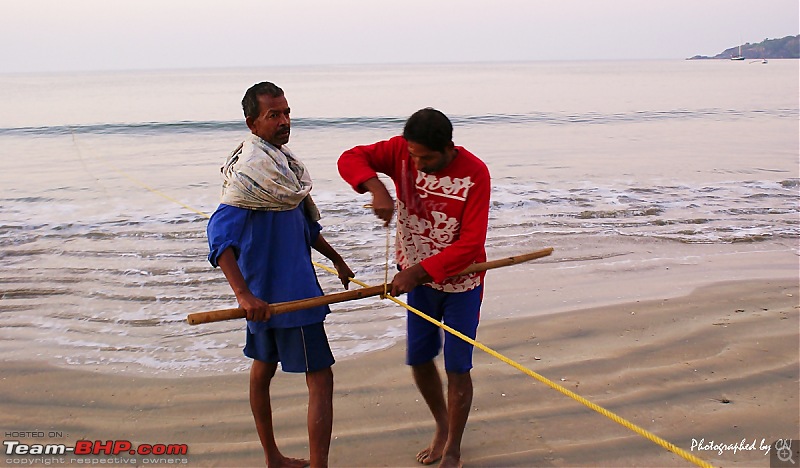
left=1, top=0, right=797, bottom=73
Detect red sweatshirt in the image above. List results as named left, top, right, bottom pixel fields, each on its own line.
left=338, top=135, right=490, bottom=293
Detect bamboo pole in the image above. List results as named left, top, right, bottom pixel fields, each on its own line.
left=187, top=285, right=386, bottom=325
left=187, top=247, right=553, bottom=325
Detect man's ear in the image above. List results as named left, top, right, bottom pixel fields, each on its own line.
left=245, top=116, right=256, bottom=132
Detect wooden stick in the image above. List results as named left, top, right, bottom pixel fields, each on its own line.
left=187, top=285, right=386, bottom=325
left=459, top=247, right=554, bottom=274
left=187, top=247, right=553, bottom=325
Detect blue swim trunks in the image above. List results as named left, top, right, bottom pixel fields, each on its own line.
left=406, top=284, right=483, bottom=373
left=244, top=322, right=335, bottom=373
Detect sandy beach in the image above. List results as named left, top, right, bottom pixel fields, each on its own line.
left=2, top=271, right=798, bottom=467
left=0, top=53, right=798, bottom=468
left=2, top=59, right=798, bottom=468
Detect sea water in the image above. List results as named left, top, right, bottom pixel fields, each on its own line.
left=0, top=60, right=797, bottom=376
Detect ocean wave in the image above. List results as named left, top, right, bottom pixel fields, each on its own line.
left=1, top=107, right=796, bottom=136
left=3, top=177, right=798, bottom=248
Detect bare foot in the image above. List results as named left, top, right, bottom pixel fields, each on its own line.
left=438, top=454, right=462, bottom=468
left=267, top=455, right=309, bottom=468
left=416, top=446, right=442, bottom=465
left=416, top=431, right=446, bottom=466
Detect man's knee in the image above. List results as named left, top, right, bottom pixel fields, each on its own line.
left=446, top=369, right=472, bottom=385
left=306, top=366, right=333, bottom=391
left=411, top=359, right=437, bottom=376
left=251, top=359, right=278, bottom=383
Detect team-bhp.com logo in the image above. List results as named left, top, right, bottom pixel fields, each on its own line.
left=5, top=439, right=188, bottom=456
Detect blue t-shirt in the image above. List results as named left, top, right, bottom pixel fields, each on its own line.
left=207, top=203, right=329, bottom=332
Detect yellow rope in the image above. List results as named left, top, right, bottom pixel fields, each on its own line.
left=75, top=133, right=712, bottom=467
left=69, top=128, right=210, bottom=219
left=110, top=167, right=211, bottom=219
left=383, top=224, right=390, bottom=298
left=362, top=203, right=391, bottom=298
left=313, top=261, right=714, bottom=468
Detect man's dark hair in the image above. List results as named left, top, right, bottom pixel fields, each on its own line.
left=403, top=108, right=453, bottom=152
left=242, top=82, right=284, bottom=119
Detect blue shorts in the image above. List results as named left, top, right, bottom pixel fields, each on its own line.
left=406, top=284, right=483, bottom=374
left=244, top=322, right=335, bottom=373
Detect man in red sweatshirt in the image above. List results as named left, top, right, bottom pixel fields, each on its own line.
left=338, top=108, right=490, bottom=468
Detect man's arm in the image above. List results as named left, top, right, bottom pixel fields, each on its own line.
left=360, top=177, right=395, bottom=226
left=339, top=137, right=407, bottom=225
left=390, top=263, right=432, bottom=297
left=216, top=248, right=271, bottom=321
left=312, top=233, right=354, bottom=289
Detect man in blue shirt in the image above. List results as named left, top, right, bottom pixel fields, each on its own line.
left=207, top=81, right=353, bottom=468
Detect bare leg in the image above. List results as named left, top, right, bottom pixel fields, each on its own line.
left=306, top=367, right=334, bottom=468
left=412, top=360, right=448, bottom=465
left=250, top=360, right=309, bottom=468
left=440, top=370, right=472, bottom=468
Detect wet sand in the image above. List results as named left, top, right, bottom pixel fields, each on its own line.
left=1, top=277, right=797, bottom=467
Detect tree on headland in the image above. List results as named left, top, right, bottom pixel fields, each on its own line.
left=687, top=35, right=799, bottom=60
